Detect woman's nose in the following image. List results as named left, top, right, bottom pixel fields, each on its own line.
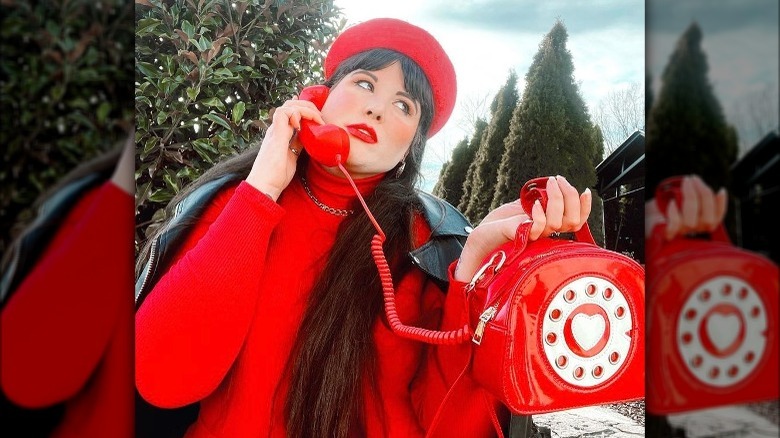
left=365, top=102, right=383, bottom=121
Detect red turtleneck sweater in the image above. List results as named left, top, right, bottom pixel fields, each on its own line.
left=135, top=163, right=500, bottom=437
left=2, top=181, right=134, bottom=438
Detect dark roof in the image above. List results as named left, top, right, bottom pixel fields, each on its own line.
left=731, top=127, right=779, bottom=189
left=595, top=130, right=645, bottom=194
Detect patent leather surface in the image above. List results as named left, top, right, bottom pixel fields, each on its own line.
left=646, top=178, right=779, bottom=414
left=466, top=178, right=646, bottom=415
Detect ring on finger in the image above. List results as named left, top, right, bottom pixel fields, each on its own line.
left=289, top=147, right=300, bottom=156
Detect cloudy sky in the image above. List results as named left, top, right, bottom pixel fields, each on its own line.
left=333, top=0, right=645, bottom=192
left=647, top=0, right=779, bottom=157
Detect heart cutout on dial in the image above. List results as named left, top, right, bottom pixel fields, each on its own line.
left=699, top=303, right=745, bottom=357
left=563, top=303, right=611, bottom=357
left=573, top=314, right=606, bottom=351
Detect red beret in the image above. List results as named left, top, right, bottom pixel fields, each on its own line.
left=324, top=18, right=457, bottom=138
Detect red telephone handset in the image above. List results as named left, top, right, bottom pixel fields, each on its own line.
left=297, top=85, right=350, bottom=167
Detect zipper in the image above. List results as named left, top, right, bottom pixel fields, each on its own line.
left=136, top=237, right=159, bottom=303
left=472, top=304, right=498, bottom=345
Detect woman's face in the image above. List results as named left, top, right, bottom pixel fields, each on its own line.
left=319, top=62, right=421, bottom=179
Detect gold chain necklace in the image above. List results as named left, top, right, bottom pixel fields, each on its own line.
left=300, top=176, right=355, bottom=217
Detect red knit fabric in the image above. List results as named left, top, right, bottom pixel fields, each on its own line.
left=135, top=163, right=498, bottom=437
left=1, top=181, right=134, bottom=438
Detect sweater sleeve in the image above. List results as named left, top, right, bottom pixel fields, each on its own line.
left=1, top=181, right=134, bottom=408
left=135, top=181, right=285, bottom=408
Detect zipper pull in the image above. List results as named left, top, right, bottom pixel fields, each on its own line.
left=472, top=305, right=498, bottom=345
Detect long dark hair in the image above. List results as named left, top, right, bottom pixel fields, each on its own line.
left=135, top=49, right=434, bottom=437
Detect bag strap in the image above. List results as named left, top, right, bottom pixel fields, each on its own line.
left=512, top=177, right=596, bottom=254
left=425, top=349, right=505, bottom=438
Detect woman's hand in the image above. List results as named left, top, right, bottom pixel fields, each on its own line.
left=454, top=175, right=592, bottom=283
left=245, top=98, right=325, bottom=200
left=645, top=174, right=727, bottom=240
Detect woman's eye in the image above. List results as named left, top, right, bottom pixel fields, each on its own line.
left=394, top=100, right=411, bottom=115
left=356, top=80, right=373, bottom=91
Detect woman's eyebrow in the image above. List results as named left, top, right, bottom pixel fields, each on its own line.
left=355, top=70, right=379, bottom=81
left=396, top=91, right=418, bottom=107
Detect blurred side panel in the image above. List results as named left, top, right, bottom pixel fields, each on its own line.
left=645, top=0, right=779, bottom=436
left=0, top=0, right=135, bottom=437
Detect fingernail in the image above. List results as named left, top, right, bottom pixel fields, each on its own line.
left=584, top=188, right=591, bottom=194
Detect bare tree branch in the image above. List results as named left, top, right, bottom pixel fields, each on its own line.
left=594, top=82, right=645, bottom=155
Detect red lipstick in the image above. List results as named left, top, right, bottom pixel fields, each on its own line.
left=346, top=124, right=377, bottom=144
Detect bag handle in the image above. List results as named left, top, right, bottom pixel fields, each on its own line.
left=513, top=177, right=596, bottom=254
left=654, top=176, right=731, bottom=244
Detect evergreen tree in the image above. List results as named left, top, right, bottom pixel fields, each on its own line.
left=431, top=158, right=452, bottom=198
left=491, top=21, right=604, bottom=244
left=460, top=71, right=519, bottom=223
left=433, top=119, right=487, bottom=206
left=646, top=22, right=738, bottom=195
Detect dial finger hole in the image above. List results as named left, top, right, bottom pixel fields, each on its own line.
left=602, top=287, right=613, bottom=300
left=556, top=355, right=568, bottom=369
left=722, top=284, right=732, bottom=296
left=573, top=366, right=585, bottom=380
left=691, top=355, right=703, bottom=368
left=592, top=365, right=604, bottom=379
left=744, top=352, right=755, bottom=363
left=681, top=332, right=693, bottom=344
left=738, top=288, right=749, bottom=299
left=684, top=309, right=697, bottom=320
left=545, top=332, right=558, bottom=346
left=609, top=351, right=620, bottom=365
left=709, top=367, right=720, bottom=379
left=564, top=289, right=576, bottom=302
left=550, top=308, right=562, bottom=322
left=586, top=283, right=597, bottom=297
left=727, top=366, right=739, bottom=378
left=615, top=306, right=626, bottom=319
left=750, top=306, right=761, bottom=318
left=700, top=290, right=711, bottom=301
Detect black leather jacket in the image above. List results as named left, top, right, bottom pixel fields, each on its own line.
left=1, top=172, right=108, bottom=306
left=134, top=173, right=472, bottom=307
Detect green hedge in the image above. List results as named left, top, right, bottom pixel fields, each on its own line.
left=134, top=0, right=343, bottom=248
left=0, top=0, right=135, bottom=254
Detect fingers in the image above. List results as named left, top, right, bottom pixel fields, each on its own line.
left=544, top=176, right=564, bottom=231
left=664, top=175, right=729, bottom=239
left=557, top=176, right=582, bottom=229
left=529, top=200, right=546, bottom=240
left=272, top=100, right=325, bottom=130
left=680, top=176, right=699, bottom=231
left=691, top=175, right=717, bottom=231
left=665, top=200, right=682, bottom=240
left=539, top=176, right=590, bottom=237
left=715, top=187, right=728, bottom=225
left=578, top=188, right=592, bottom=231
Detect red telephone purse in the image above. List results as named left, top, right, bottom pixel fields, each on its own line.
left=464, top=177, right=645, bottom=414
left=646, top=176, right=779, bottom=414
left=375, top=177, right=645, bottom=416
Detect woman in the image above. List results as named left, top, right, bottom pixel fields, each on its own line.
left=135, top=18, right=591, bottom=437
